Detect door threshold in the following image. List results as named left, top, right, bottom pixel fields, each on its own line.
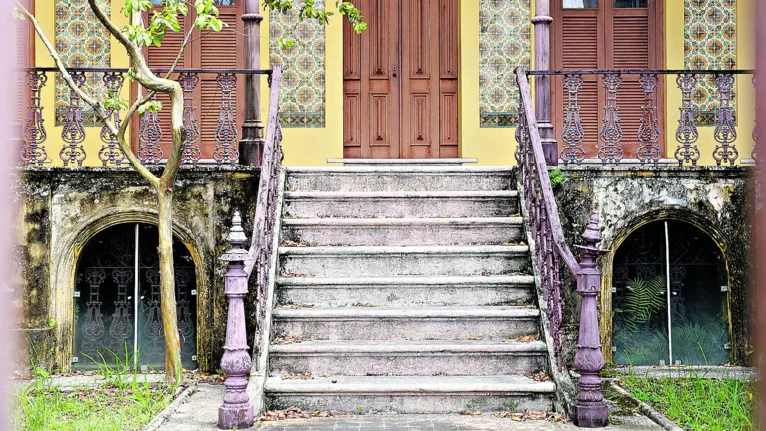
left=327, top=158, right=478, bottom=166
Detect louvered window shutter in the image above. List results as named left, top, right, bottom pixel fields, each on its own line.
left=143, top=10, right=190, bottom=159
left=608, top=7, right=662, bottom=158
left=560, top=14, right=601, bottom=155
left=553, top=0, right=661, bottom=161
left=195, top=8, right=245, bottom=159
left=139, top=3, right=244, bottom=161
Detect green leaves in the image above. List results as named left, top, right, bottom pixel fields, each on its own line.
left=264, top=0, right=367, bottom=50
left=122, top=0, right=225, bottom=48
left=138, top=99, right=163, bottom=116
left=105, top=89, right=129, bottom=112
left=618, top=276, right=667, bottom=332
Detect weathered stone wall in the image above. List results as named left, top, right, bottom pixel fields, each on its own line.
left=12, top=166, right=259, bottom=373
left=552, top=166, right=753, bottom=366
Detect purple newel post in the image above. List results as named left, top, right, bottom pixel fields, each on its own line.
left=218, top=211, right=255, bottom=429
left=573, top=212, right=609, bottom=428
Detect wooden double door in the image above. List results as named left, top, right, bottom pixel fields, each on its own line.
left=552, top=0, right=664, bottom=159
left=343, top=0, right=458, bottom=159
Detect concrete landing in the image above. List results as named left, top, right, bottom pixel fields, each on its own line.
left=159, top=384, right=662, bottom=431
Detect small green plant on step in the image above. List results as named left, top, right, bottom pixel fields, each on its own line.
left=548, top=169, right=565, bottom=188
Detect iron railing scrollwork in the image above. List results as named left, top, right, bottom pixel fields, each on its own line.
left=18, top=67, right=271, bottom=167
left=243, top=66, right=283, bottom=369
left=529, top=69, right=755, bottom=166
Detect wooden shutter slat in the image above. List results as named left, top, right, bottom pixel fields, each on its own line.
left=612, top=16, right=648, bottom=69
left=612, top=15, right=649, bottom=158
left=199, top=80, right=221, bottom=159
left=561, top=16, right=598, bottom=69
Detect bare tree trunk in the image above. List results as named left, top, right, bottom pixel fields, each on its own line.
left=157, top=180, right=182, bottom=384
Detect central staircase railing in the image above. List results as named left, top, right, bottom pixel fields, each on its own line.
left=244, top=65, right=283, bottom=368
left=515, top=67, right=610, bottom=427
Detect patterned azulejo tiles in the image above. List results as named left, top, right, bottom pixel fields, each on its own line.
left=54, top=0, right=111, bottom=127
left=684, top=0, right=737, bottom=125
left=479, top=0, right=531, bottom=128
left=269, top=1, right=326, bottom=128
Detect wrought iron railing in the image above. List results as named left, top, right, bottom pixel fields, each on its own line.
left=528, top=69, right=756, bottom=166
left=243, top=65, right=282, bottom=368
left=515, top=68, right=581, bottom=370
left=19, top=67, right=272, bottom=167
left=516, top=67, right=611, bottom=425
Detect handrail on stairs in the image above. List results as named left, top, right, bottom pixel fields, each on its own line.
left=244, top=65, right=283, bottom=366
left=515, top=67, right=610, bottom=427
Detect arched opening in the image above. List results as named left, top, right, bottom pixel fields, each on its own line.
left=73, top=223, right=197, bottom=371
left=611, top=220, right=729, bottom=366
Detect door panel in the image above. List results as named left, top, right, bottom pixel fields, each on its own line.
left=343, top=0, right=457, bottom=159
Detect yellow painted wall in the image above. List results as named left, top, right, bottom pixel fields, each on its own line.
left=260, top=4, right=344, bottom=166
left=664, top=0, right=755, bottom=165
left=34, top=0, right=131, bottom=167
left=458, top=0, right=532, bottom=166
left=35, top=0, right=755, bottom=167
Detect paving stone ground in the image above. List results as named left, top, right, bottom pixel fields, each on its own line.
left=160, top=384, right=662, bottom=431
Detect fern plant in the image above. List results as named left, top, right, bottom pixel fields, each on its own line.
left=614, top=275, right=667, bottom=332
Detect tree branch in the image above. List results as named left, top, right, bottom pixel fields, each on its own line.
left=87, top=0, right=185, bottom=185
left=15, top=2, right=160, bottom=186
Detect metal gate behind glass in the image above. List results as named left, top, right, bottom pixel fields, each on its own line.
left=74, top=223, right=197, bottom=370
left=612, top=220, right=729, bottom=366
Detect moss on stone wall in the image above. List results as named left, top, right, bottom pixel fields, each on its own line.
left=552, top=166, right=752, bottom=367
left=14, top=166, right=259, bottom=373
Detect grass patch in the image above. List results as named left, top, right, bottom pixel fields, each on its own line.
left=11, top=351, right=177, bottom=431
left=12, top=381, right=175, bottom=431
left=621, top=376, right=756, bottom=431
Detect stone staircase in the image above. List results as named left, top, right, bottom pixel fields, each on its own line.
left=262, top=166, right=556, bottom=414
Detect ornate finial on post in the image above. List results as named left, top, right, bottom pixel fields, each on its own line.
left=573, top=211, right=609, bottom=428
left=218, top=211, right=255, bottom=429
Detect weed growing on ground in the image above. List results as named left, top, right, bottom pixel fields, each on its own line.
left=10, top=348, right=176, bottom=431
left=621, top=375, right=755, bottom=431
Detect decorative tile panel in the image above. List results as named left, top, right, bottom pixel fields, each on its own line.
left=54, top=0, right=111, bottom=127
left=684, top=0, right=737, bottom=126
left=479, top=0, right=531, bottom=128
left=269, top=1, right=326, bottom=127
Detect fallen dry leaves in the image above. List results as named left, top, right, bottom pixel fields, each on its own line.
left=260, top=407, right=334, bottom=421
left=281, top=372, right=314, bottom=380
left=493, top=410, right=566, bottom=422
left=505, top=335, right=536, bottom=343
left=526, top=370, right=552, bottom=382
left=273, top=336, right=312, bottom=345
left=281, top=303, right=315, bottom=309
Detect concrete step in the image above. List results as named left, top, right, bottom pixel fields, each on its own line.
left=269, top=340, right=548, bottom=377
left=279, top=245, right=530, bottom=277
left=271, top=306, right=540, bottom=341
left=275, top=275, right=535, bottom=307
left=264, top=375, right=555, bottom=414
left=282, top=191, right=518, bottom=219
left=281, top=217, right=524, bottom=246
left=286, top=166, right=512, bottom=192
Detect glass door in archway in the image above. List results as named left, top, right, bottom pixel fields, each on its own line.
left=73, top=223, right=197, bottom=371
left=612, top=220, right=729, bottom=366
